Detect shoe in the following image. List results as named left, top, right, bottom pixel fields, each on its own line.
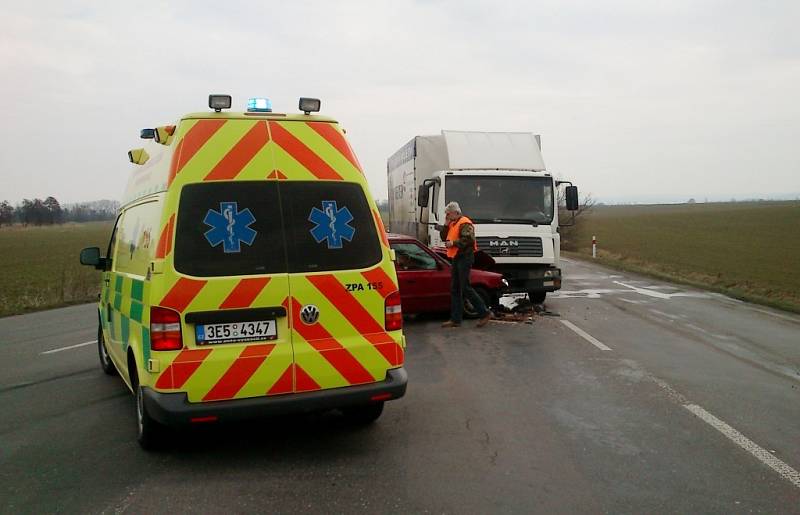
left=476, top=312, right=492, bottom=328
left=441, top=320, right=461, bottom=328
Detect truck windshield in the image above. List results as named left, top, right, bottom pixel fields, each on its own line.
left=445, top=176, right=554, bottom=224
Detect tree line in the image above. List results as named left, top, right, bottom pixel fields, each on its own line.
left=0, top=197, right=119, bottom=227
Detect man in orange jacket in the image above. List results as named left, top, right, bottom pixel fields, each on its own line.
left=438, top=202, right=492, bottom=328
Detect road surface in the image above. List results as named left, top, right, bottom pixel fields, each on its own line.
left=1, top=257, right=799, bottom=513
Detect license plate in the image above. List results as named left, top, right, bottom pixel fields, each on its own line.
left=195, top=320, right=277, bottom=345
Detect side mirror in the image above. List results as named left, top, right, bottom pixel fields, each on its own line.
left=417, top=184, right=430, bottom=207
left=565, top=185, right=579, bottom=211
left=80, top=247, right=102, bottom=269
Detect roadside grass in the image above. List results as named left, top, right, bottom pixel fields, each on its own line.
left=561, top=201, right=800, bottom=314
left=0, top=222, right=112, bottom=317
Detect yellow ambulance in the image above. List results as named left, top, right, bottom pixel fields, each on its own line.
left=80, top=95, right=406, bottom=449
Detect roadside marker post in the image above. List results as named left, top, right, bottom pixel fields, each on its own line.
left=592, top=235, right=597, bottom=258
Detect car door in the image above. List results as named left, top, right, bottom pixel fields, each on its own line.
left=280, top=180, right=400, bottom=392
left=391, top=241, right=451, bottom=313
left=101, top=215, right=122, bottom=366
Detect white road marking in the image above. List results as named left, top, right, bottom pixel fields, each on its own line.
left=646, top=368, right=800, bottom=490
left=40, top=340, right=96, bottom=355
left=684, top=404, right=800, bottom=490
left=561, top=320, right=612, bottom=351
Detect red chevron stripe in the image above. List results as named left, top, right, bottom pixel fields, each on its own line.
left=154, top=348, right=212, bottom=389
left=159, top=277, right=207, bottom=313
left=306, top=275, right=401, bottom=365
left=373, top=210, right=389, bottom=248
left=269, top=122, right=343, bottom=180
left=204, top=121, right=269, bottom=181
left=306, top=122, right=363, bottom=172
left=361, top=267, right=397, bottom=299
left=295, top=364, right=322, bottom=392
left=154, top=214, right=175, bottom=259
left=168, top=119, right=226, bottom=186
left=267, top=364, right=294, bottom=395
left=219, top=277, right=271, bottom=309
left=289, top=297, right=374, bottom=384
left=202, top=344, right=275, bottom=401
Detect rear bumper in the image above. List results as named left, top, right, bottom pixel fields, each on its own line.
left=144, top=367, right=408, bottom=427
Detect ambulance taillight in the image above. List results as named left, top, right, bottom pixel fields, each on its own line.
left=385, top=291, right=403, bottom=331
left=150, top=307, right=183, bottom=351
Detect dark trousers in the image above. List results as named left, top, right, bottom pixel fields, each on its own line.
left=450, top=252, right=489, bottom=323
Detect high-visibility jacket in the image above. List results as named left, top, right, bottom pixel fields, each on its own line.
left=445, top=215, right=478, bottom=258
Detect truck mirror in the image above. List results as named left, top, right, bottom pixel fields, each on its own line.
left=80, top=247, right=101, bottom=267
left=565, top=185, right=579, bottom=211
left=417, top=184, right=430, bottom=207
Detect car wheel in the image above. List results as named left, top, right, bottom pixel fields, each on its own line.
left=464, top=287, right=491, bottom=319
left=342, top=402, right=384, bottom=425
left=528, top=291, right=546, bottom=304
left=98, top=325, right=117, bottom=376
left=131, top=362, right=167, bottom=450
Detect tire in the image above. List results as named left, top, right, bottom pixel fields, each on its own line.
left=342, top=402, right=384, bottom=425
left=98, top=325, right=117, bottom=376
left=131, top=361, right=167, bottom=450
left=528, top=291, right=546, bottom=304
left=463, top=287, right=491, bottom=319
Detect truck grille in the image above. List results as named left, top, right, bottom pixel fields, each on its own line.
left=476, top=237, right=543, bottom=257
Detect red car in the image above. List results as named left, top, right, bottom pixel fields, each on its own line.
left=388, top=233, right=506, bottom=317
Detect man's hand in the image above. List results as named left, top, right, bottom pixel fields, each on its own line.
left=434, top=224, right=445, bottom=231
left=445, top=240, right=454, bottom=248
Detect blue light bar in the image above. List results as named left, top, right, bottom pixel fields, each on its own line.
left=247, top=97, right=272, bottom=112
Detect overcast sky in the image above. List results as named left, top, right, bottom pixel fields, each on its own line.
left=2, top=0, right=799, bottom=205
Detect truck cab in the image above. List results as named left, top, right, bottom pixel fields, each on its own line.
left=387, top=131, right=579, bottom=303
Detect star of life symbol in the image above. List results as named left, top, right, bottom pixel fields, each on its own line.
left=309, top=200, right=355, bottom=249
left=203, top=201, right=257, bottom=253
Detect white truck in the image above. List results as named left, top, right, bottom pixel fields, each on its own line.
left=387, top=130, right=579, bottom=303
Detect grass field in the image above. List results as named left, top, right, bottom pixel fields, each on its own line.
left=562, top=201, right=800, bottom=313
left=0, top=222, right=113, bottom=317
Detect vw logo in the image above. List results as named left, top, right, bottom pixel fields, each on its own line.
left=300, top=304, right=320, bottom=325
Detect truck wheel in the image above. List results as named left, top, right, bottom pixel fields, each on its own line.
left=342, top=402, right=384, bottom=425
left=131, top=362, right=167, bottom=450
left=464, top=287, right=491, bottom=319
left=98, top=325, right=117, bottom=376
left=528, top=291, right=546, bottom=304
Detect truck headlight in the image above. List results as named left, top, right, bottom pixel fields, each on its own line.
left=502, top=279, right=509, bottom=288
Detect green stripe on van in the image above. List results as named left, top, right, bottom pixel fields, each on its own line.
left=142, top=327, right=151, bottom=364
left=131, top=279, right=144, bottom=302
left=115, top=275, right=124, bottom=293
left=121, top=315, right=130, bottom=348
left=129, top=301, right=143, bottom=323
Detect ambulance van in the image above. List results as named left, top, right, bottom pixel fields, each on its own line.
left=80, top=95, right=407, bottom=449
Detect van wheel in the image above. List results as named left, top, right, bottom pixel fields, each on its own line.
left=131, top=364, right=167, bottom=450
left=528, top=291, right=546, bottom=304
left=342, top=402, right=384, bottom=425
left=98, top=325, right=116, bottom=376
left=464, top=287, right=491, bottom=319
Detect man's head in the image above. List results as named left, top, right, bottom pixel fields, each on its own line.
left=444, top=201, right=461, bottom=223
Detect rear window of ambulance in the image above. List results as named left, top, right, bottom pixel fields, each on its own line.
left=174, top=181, right=381, bottom=277
left=174, top=182, right=286, bottom=277
left=281, top=181, right=381, bottom=273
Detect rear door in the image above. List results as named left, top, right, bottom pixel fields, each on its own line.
left=167, top=181, right=295, bottom=402
left=280, top=180, right=401, bottom=391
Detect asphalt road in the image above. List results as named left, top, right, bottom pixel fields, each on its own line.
left=1, top=258, right=799, bottom=514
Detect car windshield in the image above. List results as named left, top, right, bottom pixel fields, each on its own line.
left=444, top=176, right=554, bottom=224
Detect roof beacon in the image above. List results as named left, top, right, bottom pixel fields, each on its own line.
left=247, top=97, right=272, bottom=113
